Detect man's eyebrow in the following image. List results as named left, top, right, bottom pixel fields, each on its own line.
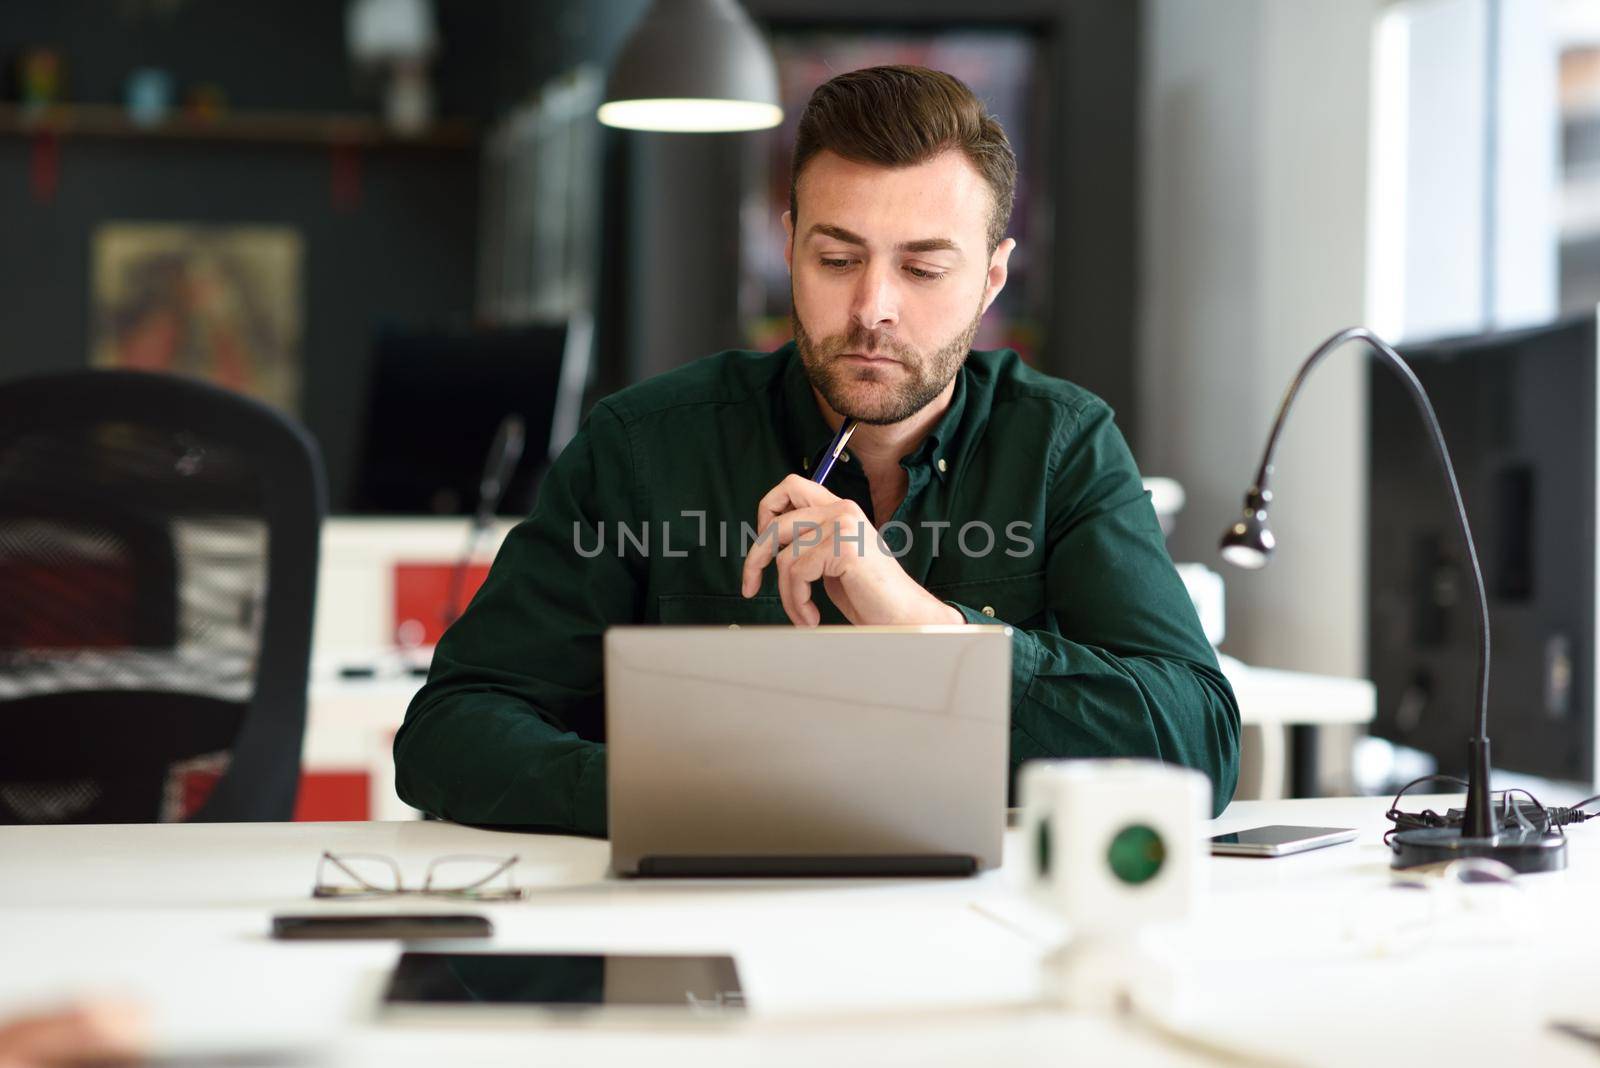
left=899, top=237, right=961, bottom=254
left=806, top=224, right=962, bottom=255
left=806, top=223, right=868, bottom=246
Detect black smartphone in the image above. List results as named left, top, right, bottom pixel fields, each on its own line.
left=271, top=914, right=492, bottom=940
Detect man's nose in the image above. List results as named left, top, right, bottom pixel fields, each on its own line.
left=850, top=261, right=899, bottom=332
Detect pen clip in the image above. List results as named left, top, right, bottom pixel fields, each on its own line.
left=812, top=419, right=858, bottom=486
left=829, top=420, right=858, bottom=461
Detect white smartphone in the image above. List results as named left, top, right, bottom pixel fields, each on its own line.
left=1209, top=824, right=1358, bottom=857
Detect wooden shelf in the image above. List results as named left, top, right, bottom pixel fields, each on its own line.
left=0, top=103, right=477, bottom=150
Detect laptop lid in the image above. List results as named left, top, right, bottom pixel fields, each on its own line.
left=604, top=625, right=1011, bottom=876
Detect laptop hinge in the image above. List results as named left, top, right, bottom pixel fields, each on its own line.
left=632, top=854, right=978, bottom=878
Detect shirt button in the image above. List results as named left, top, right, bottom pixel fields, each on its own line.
left=937, top=457, right=948, bottom=474
left=840, top=450, right=851, bottom=463
left=981, top=606, right=996, bottom=617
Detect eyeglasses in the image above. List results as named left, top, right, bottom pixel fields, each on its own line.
left=313, top=851, right=526, bottom=901
left=1389, top=856, right=1520, bottom=891
left=1341, top=857, right=1524, bottom=958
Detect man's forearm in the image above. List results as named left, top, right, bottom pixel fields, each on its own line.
left=952, top=610, right=1241, bottom=816
left=394, top=693, right=609, bottom=835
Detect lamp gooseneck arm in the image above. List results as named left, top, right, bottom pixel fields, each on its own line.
left=1243, top=327, right=1494, bottom=837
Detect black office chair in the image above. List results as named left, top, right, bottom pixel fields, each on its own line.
left=0, top=370, right=325, bottom=822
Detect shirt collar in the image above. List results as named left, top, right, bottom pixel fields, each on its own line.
left=779, top=343, right=835, bottom=476
left=779, top=341, right=967, bottom=480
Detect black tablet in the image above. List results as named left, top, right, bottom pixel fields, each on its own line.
left=383, top=952, right=745, bottom=1016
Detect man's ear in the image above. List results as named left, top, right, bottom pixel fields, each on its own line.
left=980, top=237, right=1016, bottom=316
left=782, top=211, right=795, bottom=270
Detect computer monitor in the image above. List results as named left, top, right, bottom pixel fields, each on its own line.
left=1369, top=310, right=1599, bottom=786
left=352, top=316, right=592, bottom=516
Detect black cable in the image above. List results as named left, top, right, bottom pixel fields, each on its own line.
left=1384, top=774, right=1468, bottom=844
left=1540, top=793, right=1600, bottom=828
left=1500, top=787, right=1546, bottom=813
left=1498, top=787, right=1560, bottom=838
left=1388, top=773, right=1468, bottom=807
left=1384, top=778, right=1600, bottom=842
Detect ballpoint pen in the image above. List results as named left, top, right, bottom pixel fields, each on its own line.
left=811, top=418, right=857, bottom=486
left=742, top=417, right=856, bottom=601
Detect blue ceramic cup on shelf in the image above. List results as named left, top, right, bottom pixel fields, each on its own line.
left=126, top=68, right=175, bottom=127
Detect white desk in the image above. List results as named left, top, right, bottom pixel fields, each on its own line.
left=3, top=795, right=1596, bottom=1067
left=1221, top=658, right=1375, bottom=801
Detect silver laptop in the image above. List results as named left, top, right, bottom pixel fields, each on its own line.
left=604, top=625, right=1011, bottom=877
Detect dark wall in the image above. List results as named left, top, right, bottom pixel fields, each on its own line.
left=0, top=0, right=1141, bottom=505
left=0, top=0, right=642, bottom=510
left=0, top=1, right=631, bottom=128
left=0, top=137, right=480, bottom=514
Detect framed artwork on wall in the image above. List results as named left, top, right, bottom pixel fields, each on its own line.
left=90, top=223, right=304, bottom=414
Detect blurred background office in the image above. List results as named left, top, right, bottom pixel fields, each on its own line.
left=2, top=0, right=1598, bottom=816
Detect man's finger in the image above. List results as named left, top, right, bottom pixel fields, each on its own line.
left=774, top=520, right=825, bottom=626
left=739, top=506, right=841, bottom=597
left=782, top=528, right=837, bottom=627
left=755, top=473, right=838, bottom=536
left=772, top=540, right=821, bottom=627
left=739, top=508, right=819, bottom=597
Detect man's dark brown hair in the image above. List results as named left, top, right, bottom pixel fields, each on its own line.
left=789, top=65, right=1017, bottom=253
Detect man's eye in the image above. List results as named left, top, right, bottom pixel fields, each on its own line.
left=820, top=258, right=853, bottom=270
left=906, top=266, right=946, bottom=281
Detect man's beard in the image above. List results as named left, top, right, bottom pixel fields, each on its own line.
left=792, top=300, right=984, bottom=426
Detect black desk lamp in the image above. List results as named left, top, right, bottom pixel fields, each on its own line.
left=1219, top=326, right=1565, bottom=872
left=442, top=413, right=525, bottom=629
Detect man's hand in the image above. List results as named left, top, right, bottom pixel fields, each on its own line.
left=740, top=474, right=963, bottom=628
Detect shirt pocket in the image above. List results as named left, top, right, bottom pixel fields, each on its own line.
left=656, top=592, right=792, bottom=626
left=926, top=571, right=1048, bottom=628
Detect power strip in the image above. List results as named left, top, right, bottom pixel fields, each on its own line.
left=1437, top=801, right=1594, bottom=830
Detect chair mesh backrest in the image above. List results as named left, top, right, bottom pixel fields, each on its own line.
left=0, top=402, right=274, bottom=822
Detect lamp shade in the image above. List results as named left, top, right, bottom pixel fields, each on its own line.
left=1218, top=514, right=1274, bottom=570
left=1218, top=489, right=1275, bottom=570
left=599, top=0, right=782, bottom=133
left=347, top=0, right=437, bottom=63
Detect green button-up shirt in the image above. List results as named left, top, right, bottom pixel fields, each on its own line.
left=394, top=344, right=1241, bottom=831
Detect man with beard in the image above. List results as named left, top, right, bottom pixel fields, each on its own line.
left=395, top=66, right=1241, bottom=831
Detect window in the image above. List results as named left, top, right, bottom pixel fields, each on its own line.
left=1558, top=0, right=1600, bottom=314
